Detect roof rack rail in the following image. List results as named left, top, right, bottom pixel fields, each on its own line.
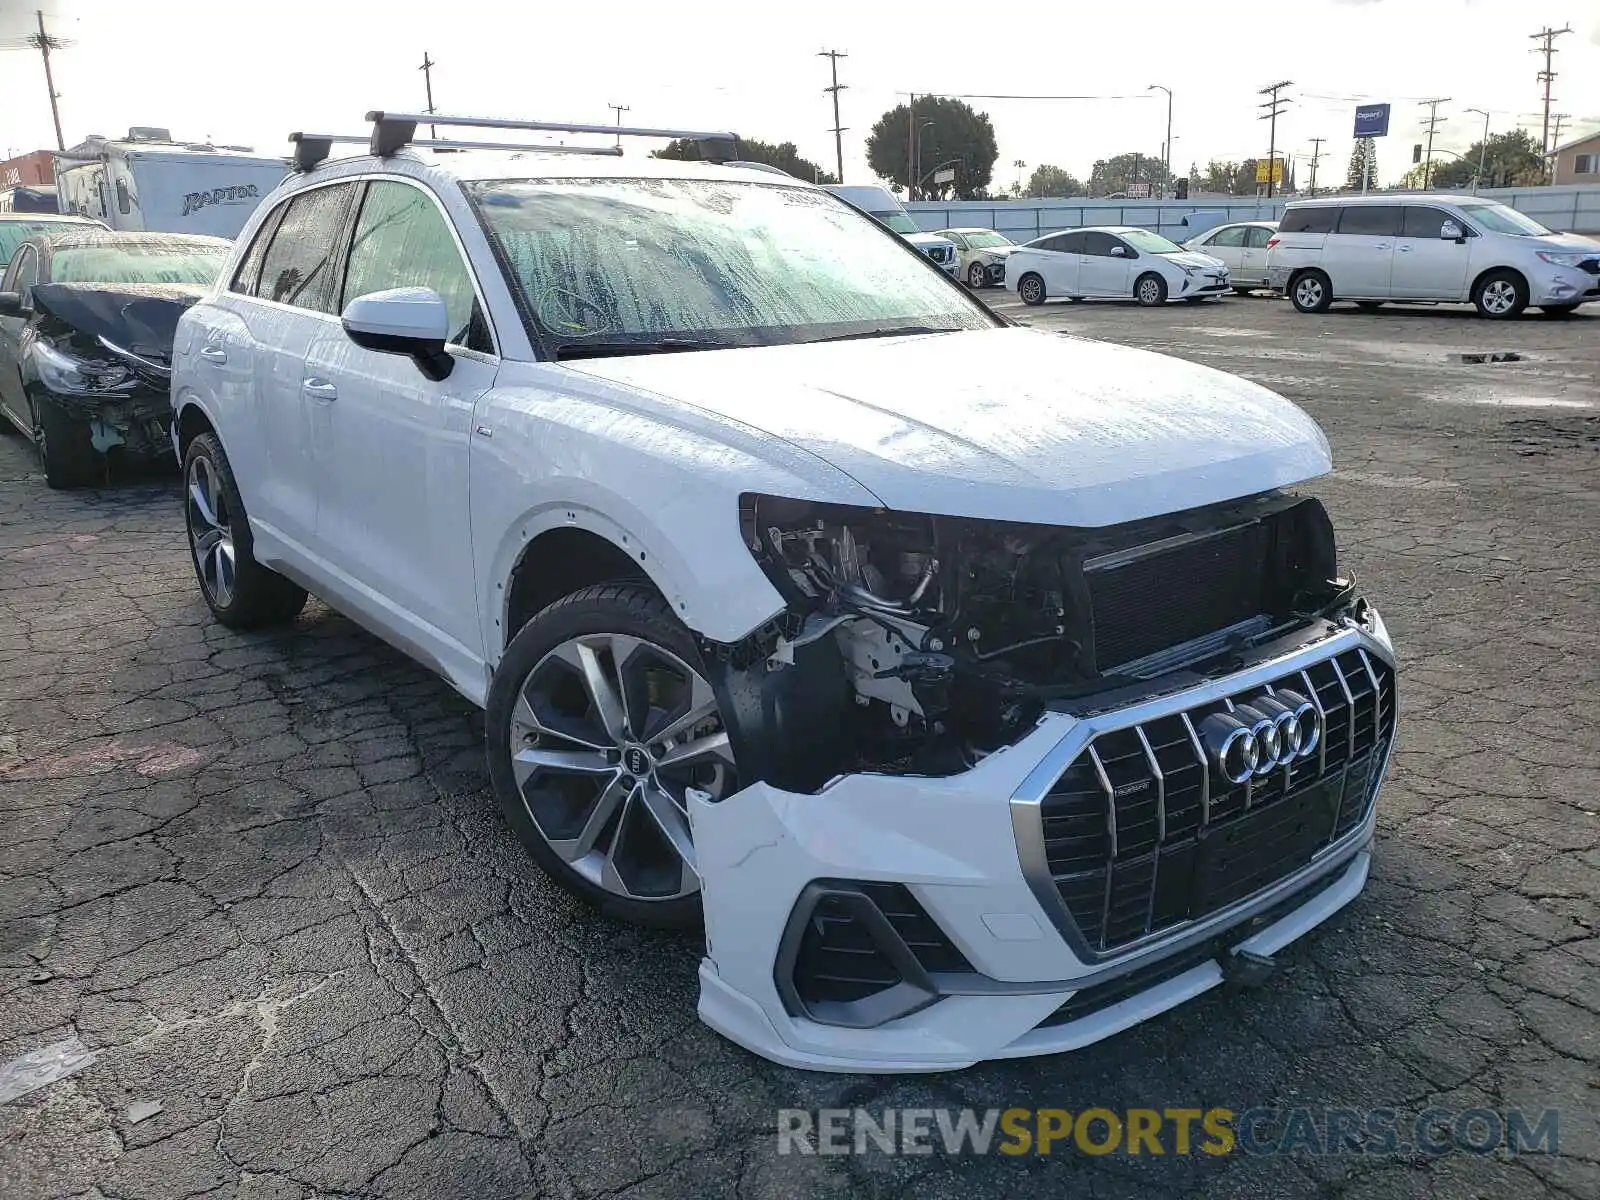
left=288, top=132, right=622, bottom=172
left=364, top=111, right=739, bottom=162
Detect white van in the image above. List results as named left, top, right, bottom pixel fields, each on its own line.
left=54, top=128, right=288, bottom=239
left=821, top=184, right=960, bottom=277
left=1266, top=194, right=1600, bottom=319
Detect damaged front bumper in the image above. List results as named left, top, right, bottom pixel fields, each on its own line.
left=35, top=383, right=172, bottom=458
left=690, top=611, right=1395, bottom=1072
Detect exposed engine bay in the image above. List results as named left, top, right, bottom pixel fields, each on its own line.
left=708, top=490, right=1359, bottom=792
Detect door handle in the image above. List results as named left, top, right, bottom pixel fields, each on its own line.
left=303, top=378, right=338, bottom=401
left=198, top=345, right=227, bottom=364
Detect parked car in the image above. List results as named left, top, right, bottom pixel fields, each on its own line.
left=1182, top=220, right=1278, bottom=292
left=821, top=184, right=959, bottom=276
left=1266, top=194, right=1600, bottom=318
left=170, top=112, right=1395, bottom=1073
left=0, top=230, right=230, bottom=486
left=936, top=227, right=1017, bottom=288
left=1006, top=226, right=1231, bottom=306
left=0, top=211, right=107, bottom=265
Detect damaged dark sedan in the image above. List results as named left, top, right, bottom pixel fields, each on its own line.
left=0, top=230, right=230, bottom=487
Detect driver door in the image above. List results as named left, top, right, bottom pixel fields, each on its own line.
left=0, top=246, right=40, bottom=432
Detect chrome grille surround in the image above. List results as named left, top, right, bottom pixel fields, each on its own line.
left=1009, top=624, right=1396, bottom=964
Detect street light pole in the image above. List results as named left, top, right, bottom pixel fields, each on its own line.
left=914, top=120, right=934, bottom=201
left=1148, top=84, right=1172, bottom=187
left=1464, top=107, right=1491, bottom=192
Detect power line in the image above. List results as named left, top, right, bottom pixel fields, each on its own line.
left=899, top=91, right=1154, bottom=102
left=1417, top=98, right=1450, bottom=189
left=25, top=9, right=69, bottom=150
left=1530, top=24, right=1572, bottom=181
left=818, top=49, right=847, bottom=184
left=1257, top=80, right=1292, bottom=198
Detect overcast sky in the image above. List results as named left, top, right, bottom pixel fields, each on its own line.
left=2, top=0, right=1598, bottom=189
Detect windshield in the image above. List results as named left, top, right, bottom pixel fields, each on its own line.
left=468, top=178, right=995, bottom=353
left=52, top=243, right=229, bottom=285
left=1120, top=229, right=1184, bottom=254
left=1456, top=202, right=1552, bottom=238
left=964, top=231, right=1013, bottom=249
left=0, top=220, right=86, bottom=264
left=871, top=210, right=920, bottom=235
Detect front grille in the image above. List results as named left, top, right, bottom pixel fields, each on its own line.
left=1088, top=524, right=1266, bottom=670
left=1035, top=647, right=1394, bottom=955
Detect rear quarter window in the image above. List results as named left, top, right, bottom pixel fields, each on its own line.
left=1279, top=207, right=1338, bottom=234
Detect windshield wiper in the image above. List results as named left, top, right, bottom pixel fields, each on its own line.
left=806, top=326, right=955, bottom=344
left=553, top=337, right=731, bottom=361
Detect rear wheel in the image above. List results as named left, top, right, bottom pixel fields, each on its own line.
left=1134, top=273, right=1167, bottom=307
left=1017, top=273, right=1046, bottom=306
left=1473, top=269, right=1527, bottom=320
left=36, top=396, right=100, bottom=489
left=486, top=584, right=738, bottom=928
left=1290, top=270, right=1333, bottom=313
left=183, top=433, right=307, bottom=628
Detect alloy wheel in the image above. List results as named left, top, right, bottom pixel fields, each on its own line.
left=968, top=262, right=987, bottom=288
left=1139, top=278, right=1163, bottom=305
left=1480, top=280, right=1517, bottom=316
left=1294, top=276, right=1324, bottom=309
left=508, top=632, right=735, bottom=902
left=186, top=455, right=236, bottom=608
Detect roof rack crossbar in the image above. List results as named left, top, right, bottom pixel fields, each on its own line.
left=364, top=111, right=739, bottom=161
left=289, top=131, right=625, bottom=171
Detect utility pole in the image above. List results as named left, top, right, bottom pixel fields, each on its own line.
left=1464, top=107, right=1491, bottom=190
left=32, top=10, right=66, bottom=151
left=1306, top=136, right=1325, bottom=196
left=905, top=95, right=915, bottom=201
left=1530, top=24, right=1572, bottom=181
left=419, top=52, right=437, bottom=138
left=818, top=50, right=847, bottom=183
left=607, top=103, right=631, bottom=148
left=1418, top=98, right=1450, bottom=189
left=1257, top=80, right=1292, bottom=198
left=1148, top=84, right=1173, bottom=183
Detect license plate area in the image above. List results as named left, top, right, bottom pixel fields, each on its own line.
left=1190, top=780, right=1341, bottom=914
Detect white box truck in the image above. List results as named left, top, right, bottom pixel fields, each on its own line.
left=54, top=128, right=288, bottom=239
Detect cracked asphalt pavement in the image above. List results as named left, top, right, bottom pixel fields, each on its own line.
left=2, top=296, right=1597, bottom=1198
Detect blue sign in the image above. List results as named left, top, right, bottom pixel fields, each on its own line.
left=1353, top=104, right=1391, bottom=137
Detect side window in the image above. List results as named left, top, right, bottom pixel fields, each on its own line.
left=1054, top=231, right=1087, bottom=254
left=1083, top=231, right=1125, bottom=257
left=116, top=180, right=131, bottom=215
left=4, top=246, right=39, bottom=300
left=946, top=233, right=968, bottom=250
left=230, top=203, right=285, bottom=296
left=1400, top=206, right=1452, bottom=238
left=1335, top=205, right=1401, bottom=237
left=1244, top=225, right=1275, bottom=248
left=341, top=180, right=490, bottom=353
left=1574, top=154, right=1596, bottom=175
left=1211, top=226, right=1248, bottom=247
left=256, top=182, right=357, bottom=313
left=1280, top=206, right=1338, bottom=234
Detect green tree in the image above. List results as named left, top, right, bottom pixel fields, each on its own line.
left=1088, top=151, right=1171, bottom=196
left=1195, top=160, right=1240, bottom=193
left=1346, top=137, right=1377, bottom=190
left=1233, top=159, right=1261, bottom=194
left=1423, top=129, right=1544, bottom=189
left=1023, top=164, right=1083, bottom=198
left=865, top=97, right=998, bottom=199
left=656, top=136, right=836, bottom=183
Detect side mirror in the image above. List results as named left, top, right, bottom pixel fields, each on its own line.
left=1440, top=221, right=1464, bottom=241
left=0, top=291, right=27, bottom=318
left=1110, top=245, right=1127, bottom=257
left=341, top=287, right=454, bottom=381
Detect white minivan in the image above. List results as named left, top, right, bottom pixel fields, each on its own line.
left=1266, top=194, right=1600, bottom=319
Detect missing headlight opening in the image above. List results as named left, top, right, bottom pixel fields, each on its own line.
left=710, top=491, right=1357, bottom=792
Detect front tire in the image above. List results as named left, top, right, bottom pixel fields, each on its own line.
left=1017, top=273, right=1046, bottom=306
left=1135, top=273, right=1167, bottom=307
left=486, top=583, right=739, bottom=929
left=1473, top=269, right=1527, bottom=320
left=1290, top=270, right=1333, bottom=313
left=967, top=262, right=988, bottom=288
left=183, top=432, right=307, bottom=628
left=36, top=396, right=100, bottom=489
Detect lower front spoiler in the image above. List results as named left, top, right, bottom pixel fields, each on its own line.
left=699, top=846, right=1371, bottom=1073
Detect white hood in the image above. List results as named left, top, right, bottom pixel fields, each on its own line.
left=905, top=232, right=955, bottom=249
left=566, top=327, right=1331, bottom=526
left=1165, top=250, right=1226, bottom=271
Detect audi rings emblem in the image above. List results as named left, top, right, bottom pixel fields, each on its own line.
left=1198, top=690, right=1321, bottom=785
